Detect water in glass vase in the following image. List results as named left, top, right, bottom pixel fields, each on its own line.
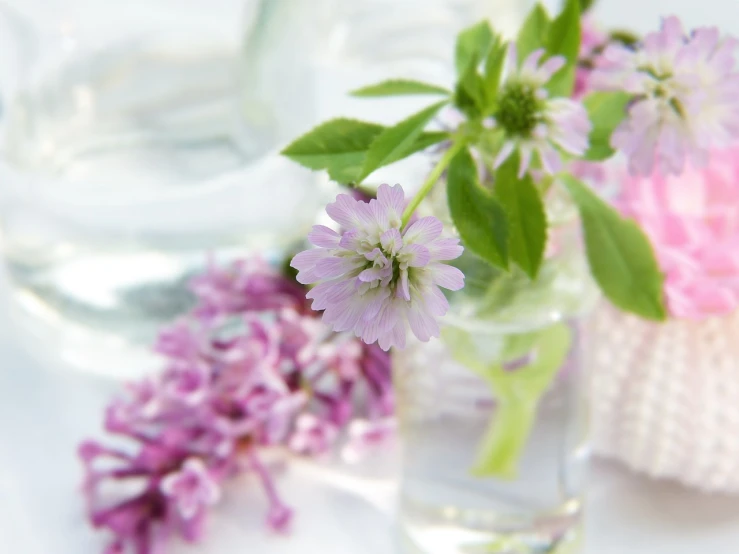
left=394, top=318, right=588, bottom=554
left=0, top=38, right=320, bottom=377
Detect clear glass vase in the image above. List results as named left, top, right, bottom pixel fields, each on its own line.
left=393, top=217, right=596, bottom=554
left=0, top=0, right=322, bottom=377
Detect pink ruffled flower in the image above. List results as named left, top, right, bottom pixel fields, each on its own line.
left=291, top=184, right=464, bottom=350
left=593, top=16, right=739, bottom=176
left=619, top=145, right=739, bottom=319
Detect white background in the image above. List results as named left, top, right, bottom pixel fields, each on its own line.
left=3, top=0, right=739, bottom=553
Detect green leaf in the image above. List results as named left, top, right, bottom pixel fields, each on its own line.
left=281, top=119, right=449, bottom=184
left=454, top=21, right=496, bottom=117
left=583, top=91, right=631, bottom=161
left=455, top=20, right=495, bottom=76
left=493, top=156, right=547, bottom=279
left=351, top=79, right=451, bottom=97
left=410, top=131, right=451, bottom=153
left=580, top=0, right=597, bottom=12
left=483, top=37, right=507, bottom=107
left=281, top=118, right=385, bottom=183
left=546, top=0, right=581, bottom=96
left=455, top=66, right=487, bottom=117
left=359, top=101, right=447, bottom=181
left=447, top=148, right=509, bottom=269
left=516, top=4, right=551, bottom=64
left=561, top=175, right=667, bottom=321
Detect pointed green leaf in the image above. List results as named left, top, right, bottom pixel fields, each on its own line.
left=583, top=91, right=631, bottom=160
left=281, top=118, right=385, bottom=180
left=351, top=79, right=452, bottom=97
left=483, top=37, right=507, bottom=107
left=517, top=4, right=551, bottom=64
left=455, top=20, right=495, bottom=76
left=493, top=156, right=547, bottom=279
left=327, top=131, right=450, bottom=183
left=359, top=101, right=447, bottom=181
left=546, top=0, right=581, bottom=96
left=281, top=119, right=451, bottom=184
left=411, top=131, right=451, bottom=152
left=455, top=66, right=487, bottom=117
left=580, top=0, right=596, bottom=12
left=454, top=21, right=496, bottom=117
left=447, top=148, right=509, bottom=268
left=561, top=175, right=667, bottom=321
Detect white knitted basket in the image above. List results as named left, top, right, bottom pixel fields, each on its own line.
left=589, top=303, right=739, bottom=493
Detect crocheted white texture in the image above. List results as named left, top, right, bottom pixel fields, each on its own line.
left=589, top=304, right=739, bottom=493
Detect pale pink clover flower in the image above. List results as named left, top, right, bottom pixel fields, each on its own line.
left=592, top=16, right=739, bottom=175
left=291, top=184, right=464, bottom=351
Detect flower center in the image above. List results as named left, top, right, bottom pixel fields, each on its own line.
left=495, top=82, right=541, bottom=137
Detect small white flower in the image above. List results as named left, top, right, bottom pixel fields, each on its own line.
left=493, top=45, right=592, bottom=178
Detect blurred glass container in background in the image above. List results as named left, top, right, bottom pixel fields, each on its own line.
left=0, top=0, right=532, bottom=379
left=0, top=0, right=327, bottom=378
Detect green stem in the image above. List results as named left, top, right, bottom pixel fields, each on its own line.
left=400, top=139, right=466, bottom=227
left=470, top=390, right=537, bottom=479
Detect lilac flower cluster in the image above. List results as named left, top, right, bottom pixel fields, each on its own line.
left=79, top=258, right=392, bottom=554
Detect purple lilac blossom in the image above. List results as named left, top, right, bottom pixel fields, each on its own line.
left=80, top=258, right=392, bottom=554
left=592, top=16, right=739, bottom=175
left=291, top=183, right=465, bottom=351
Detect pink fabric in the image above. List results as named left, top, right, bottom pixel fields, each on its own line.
left=619, top=146, right=739, bottom=319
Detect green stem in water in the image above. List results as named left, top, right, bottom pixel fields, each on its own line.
left=400, top=139, right=466, bottom=227
left=471, top=394, right=537, bottom=479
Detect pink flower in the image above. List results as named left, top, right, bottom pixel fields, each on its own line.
left=288, top=414, right=339, bottom=456
left=190, top=257, right=310, bottom=321
left=160, top=459, right=221, bottom=520
left=81, top=255, right=393, bottom=554
left=161, top=361, right=211, bottom=406
left=619, top=145, right=739, bottom=319
left=493, top=46, right=592, bottom=177
left=593, top=16, right=739, bottom=176
left=291, top=184, right=464, bottom=350
left=574, top=17, right=608, bottom=99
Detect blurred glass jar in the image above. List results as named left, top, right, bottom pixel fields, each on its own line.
left=394, top=218, right=596, bottom=554
left=0, top=0, right=532, bottom=379
left=0, top=0, right=322, bottom=377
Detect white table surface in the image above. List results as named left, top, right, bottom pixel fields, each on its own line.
left=2, top=267, right=739, bottom=554
left=3, top=0, right=739, bottom=552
